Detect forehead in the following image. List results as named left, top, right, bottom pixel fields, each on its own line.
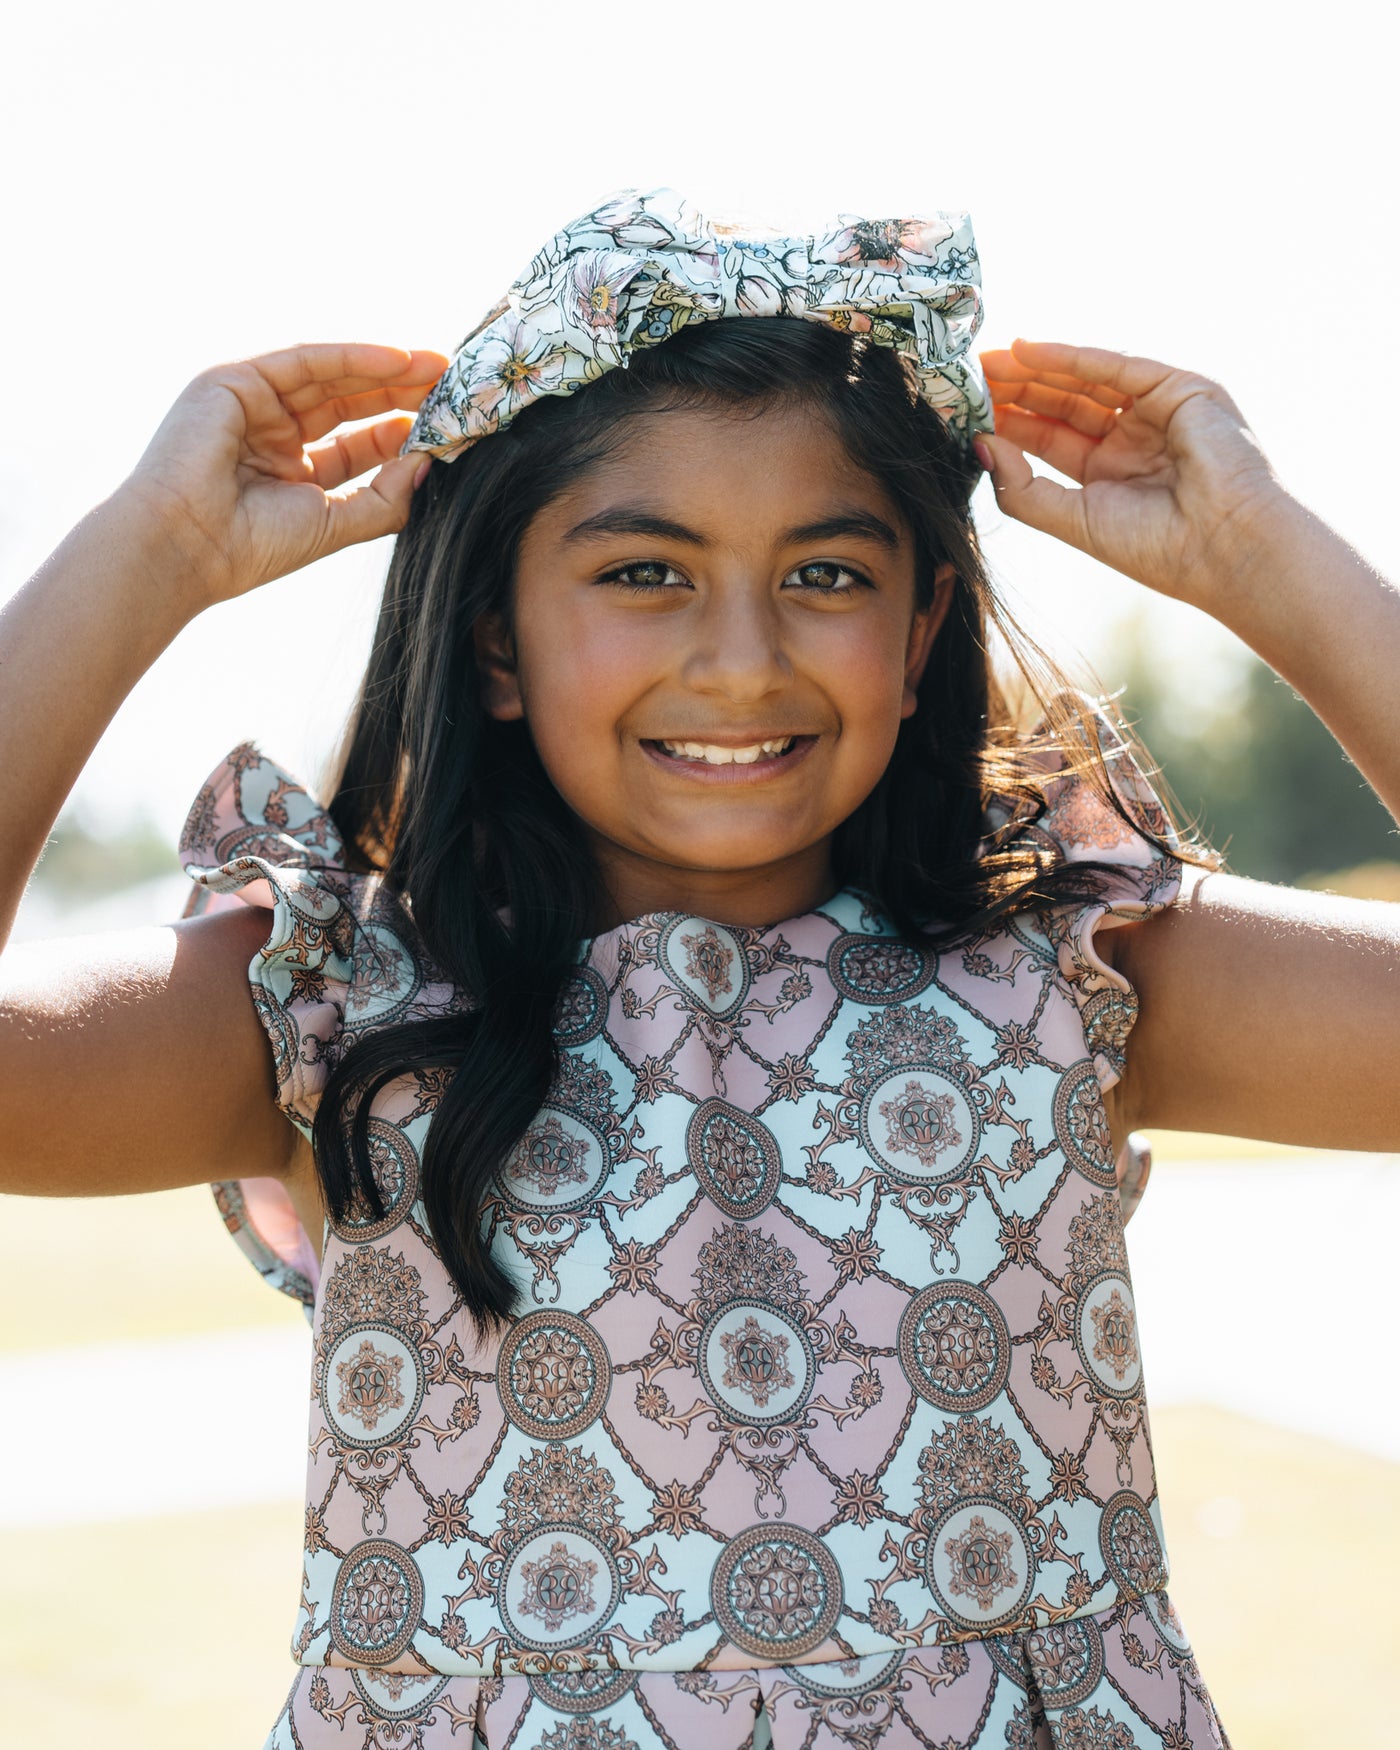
left=523, top=400, right=909, bottom=547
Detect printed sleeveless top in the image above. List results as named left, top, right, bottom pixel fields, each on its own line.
left=178, top=714, right=1219, bottom=1750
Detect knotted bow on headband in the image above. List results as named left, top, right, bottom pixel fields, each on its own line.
left=401, top=188, right=995, bottom=461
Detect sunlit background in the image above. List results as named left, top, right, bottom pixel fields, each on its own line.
left=3, top=3, right=1398, bottom=1745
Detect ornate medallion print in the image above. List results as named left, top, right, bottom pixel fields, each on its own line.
left=554, top=965, right=610, bottom=1048
left=898, top=1282, right=1011, bottom=1413
left=329, top=1539, right=424, bottom=1664
left=527, top=1668, right=638, bottom=1715
left=250, top=984, right=297, bottom=1091
left=1067, top=1194, right=1129, bottom=1285
left=345, top=920, right=422, bottom=1027
left=699, top=1300, right=815, bottom=1425
left=1100, top=1493, right=1167, bottom=1597
left=499, top=1106, right=610, bottom=1211
left=330, top=1117, right=419, bottom=1243
left=917, top=1413, right=1031, bottom=1520
left=658, top=915, right=750, bottom=1017
left=533, top=1719, right=638, bottom=1750
left=1077, top=985, right=1136, bottom=1077
left=826, top=933, right=934, bottom=1005
left=321, top=1322, right=425, bottom=1448
left=693, top=1224, right=804, bottom=1320
left=351, top=1669, right=451, bottom=1720
left=712, top=1524, right=844, bottom=1658
left=924, top=1498, right=1035, bottom=1629
left=1023, top=1617, right=1105, bottom=1707
left=782, top=1649, right=904, bottom=1697
left=500, top=1526, right=621, bottom=1651
left=1006, top=910, right=1060, bottom=966
left=984, top=1631, right=1030, bottom=1691
left=1140, top=1588, right=1193, bottom=1656
left=190, top=725, right=1195, bottom=1691
left=687, top=1100, right=782, bottom=1220
left=500, top=1446, right=622, bottom=1549
left=319, top=1247, right=427, bottom=1351
left=858, top=1066, right=980, bottom=1185
left=1075, top=1273, right=1142, bottom=1398
left=496, top=1310, right=612, bottom=1442
left=1053, top=1063, right=1118, bottom=1187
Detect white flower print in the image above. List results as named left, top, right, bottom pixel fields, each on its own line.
left=590, top=193, right=684, bottom=250
left=736, top=274, right=782, bottom=318
left=465, top=318, right=566, bottom=423
left=565, top=249, right=643, bottom=360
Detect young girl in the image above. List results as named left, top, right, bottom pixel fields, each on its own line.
left=3, top=189, right=1396, bottom=1750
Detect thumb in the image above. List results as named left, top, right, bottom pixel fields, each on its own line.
left=323, top=450, right=429, bottom=551
left=975, top=431, right=1089, bottom=551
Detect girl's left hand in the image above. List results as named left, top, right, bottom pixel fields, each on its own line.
left=976, top=340, right=1287, bottom=608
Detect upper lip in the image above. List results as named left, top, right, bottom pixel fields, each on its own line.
left=645, top=732, right=811, bottom=746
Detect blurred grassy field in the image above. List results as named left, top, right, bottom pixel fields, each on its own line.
left=2, top=1135, right=1396, bottom=1747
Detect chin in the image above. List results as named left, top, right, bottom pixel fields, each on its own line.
left=661, top=842, right=807, bottom=873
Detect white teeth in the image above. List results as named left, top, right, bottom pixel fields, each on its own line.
left=657, top=736, right=797, bottom=765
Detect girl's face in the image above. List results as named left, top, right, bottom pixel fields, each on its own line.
left=475, top=401, right=953, bottom=930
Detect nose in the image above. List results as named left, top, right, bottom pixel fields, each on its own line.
left=678, top=581, right=794, bottom=703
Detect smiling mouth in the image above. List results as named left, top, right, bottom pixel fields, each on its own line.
left=649, top=736, right=806, bottom=766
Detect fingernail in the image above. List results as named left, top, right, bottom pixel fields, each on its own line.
left=413, top=458, right=431, bottom=490
left=972, top=437, right=995, bottom=473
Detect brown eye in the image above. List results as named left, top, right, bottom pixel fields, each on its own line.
left=788, top=562, right=868, bottom=592
left=602, top=561, right=686, bottom=593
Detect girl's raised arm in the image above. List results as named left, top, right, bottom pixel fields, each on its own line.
left=0, top=343, right=446, bottom=1198
left=978, top=341, right=1400, bottom=1148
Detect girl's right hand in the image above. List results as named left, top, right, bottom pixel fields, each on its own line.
left=122, top=343, right=449, bottom=608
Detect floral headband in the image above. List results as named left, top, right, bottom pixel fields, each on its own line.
left=401, top=187, right=995, bottom=462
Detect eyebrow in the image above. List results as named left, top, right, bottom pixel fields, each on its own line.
left=560, top=507, right=904, bottom=552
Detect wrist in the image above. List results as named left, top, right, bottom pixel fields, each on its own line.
left=107, top=474, right=234, bottom=618
left=1193, top=485, right=1316, bottom=631
left=1195, top=486, right=1388, bottom=683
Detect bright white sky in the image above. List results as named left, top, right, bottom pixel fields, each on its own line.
left=6, top=0, right=1394, bottom=846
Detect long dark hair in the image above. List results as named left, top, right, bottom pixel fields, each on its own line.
left=312, top=317, right=1210, bottom=1328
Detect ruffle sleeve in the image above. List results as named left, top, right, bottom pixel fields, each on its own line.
left=179, top=743, right=358, bottom=1133
left=177, top=743, right=458, bottom=1313
left=989, top=698, right=1185, bottom=1098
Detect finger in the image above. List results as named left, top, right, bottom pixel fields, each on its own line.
left=1007, top=338, right=1178, bottom=402
left=992, top=407, right=1098, bottom=483
left=303, top=415, right=416, bottom=491
left=983, top=353, right=1129, bottom=414
left=1034, top=370, right=1129, bottom=412
left=251, top=343, right=443, bottom=399
left=978, top=347, right=1032, bottom=382
left=297, top=384, right=441, bottom=444
left=992, top=382, right=1119, bottom=440
left=320, top=450, right=425, bottom=552
left=976, top=430, right=1092, bottom=551
left=280, top=349, right=449, bottom=415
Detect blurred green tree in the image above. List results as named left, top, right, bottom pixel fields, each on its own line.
left=32, top=813, right=177, bottom=899
left=1106, top=615, right=1398, bottom=887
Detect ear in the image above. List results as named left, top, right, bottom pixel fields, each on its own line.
left=472, top=611, right=526, bottom=722
left=900, top=563, right=957, bottom=720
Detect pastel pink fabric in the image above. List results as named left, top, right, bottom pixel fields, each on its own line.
left=179, top=713, right=1228, bottom=1750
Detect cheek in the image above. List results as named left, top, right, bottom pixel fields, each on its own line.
left=514, top=618, right=640, bottom=784
left=819, top=623, right=914, bottom=731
